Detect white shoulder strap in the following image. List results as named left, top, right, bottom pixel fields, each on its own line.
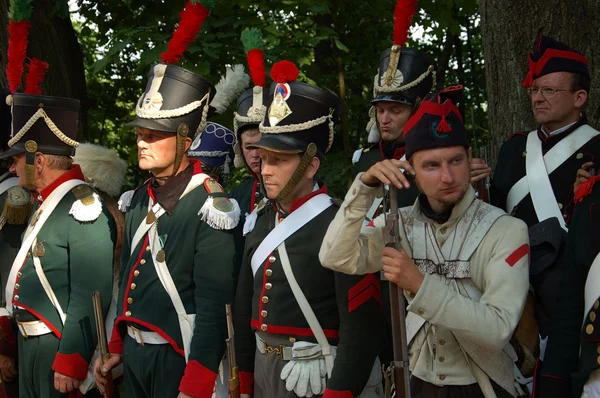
left=130, top=173, right=210, bottom=255
left=506, top=126, right=600, bottom=216
left=525, top=132, right=568, bottom=231
left=0, top=177, right=18, bottom=196
left=32, top=237, right=67, bottom=324
left=277, top=234, right=335, bottom=377
left=250, top=194, right=332, bottom=277
left=2, top=179, right=86, bottom=316
left=584, top=252, right=600, bottom=326
left=148, top=222, right=194, bottom=362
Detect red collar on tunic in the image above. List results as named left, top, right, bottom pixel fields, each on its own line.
left=39, top=164, right=85, bottom=201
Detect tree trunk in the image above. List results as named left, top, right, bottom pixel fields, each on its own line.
left=0, top=0, right=88, bottom=140
left=480, top=0, right=600, bottom=168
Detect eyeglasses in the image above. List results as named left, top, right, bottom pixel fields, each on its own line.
left=527, top=86, right=574, bottom=98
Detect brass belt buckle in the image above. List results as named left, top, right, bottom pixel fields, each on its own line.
left=263, top=341, right=286, bottom=359
left=130, top=326, right=145, bottom=346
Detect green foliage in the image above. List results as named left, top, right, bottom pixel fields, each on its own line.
left=73, top=0, right=489, bottom=193
left=8, top=0, right=32, bottom=22
left=193, top=0, right=215, bottom=11
left=241, top=27, right=263, bottom=52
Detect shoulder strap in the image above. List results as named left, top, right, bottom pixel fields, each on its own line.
left=130, top=173, right=210, bottom=255
left=2, top=179, right=86, bottom=316
left=277, top=233, right=335, bottom=377
left=250, top=194, right=332, bottom=277
left=147, top=222, right=194, bottom=362
left=32, top=237, right=67, bottom=324
left=525, top=132, right=567, bottom=231
left=506, top=126, right=600, bottom=215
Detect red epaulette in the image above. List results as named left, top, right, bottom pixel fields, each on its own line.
left=575, top=175, right=600, bottom=204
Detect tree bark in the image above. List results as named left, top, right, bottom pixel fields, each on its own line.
left=480, top=0, right=600, bottom=167
left=0, top=0, right=88, bottom=140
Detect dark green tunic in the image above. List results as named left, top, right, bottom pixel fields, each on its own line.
left=7, top=166, right=116, bottom=396
left=108, top=160, right=236, bottom=398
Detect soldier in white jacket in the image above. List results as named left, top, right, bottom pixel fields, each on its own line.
left=319, top=86, right=530, bottom=398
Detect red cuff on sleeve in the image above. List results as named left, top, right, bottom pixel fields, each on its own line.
left=52, top=352, right=90, bottom=381
left=108, top=322, right=123, bottom=354
left=239, top=370, right=254, bottom=395
left=179, top=359, right=217, bottom=398
left=324, top=389, right=354, bottom=398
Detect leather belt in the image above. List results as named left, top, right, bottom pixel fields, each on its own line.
left=127, top=325, right=169, bottom=346
left=255, top=333, right=293, bottom=360
left=17, top=320, right=52, bottom=338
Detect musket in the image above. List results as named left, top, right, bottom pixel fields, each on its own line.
left=225, top=304, right=240, bottom=398
left=478, top=146, right=491, bottom=204
left=383, top=186, right=411, bottom=398
left=92, top=291, right=115, bottom=398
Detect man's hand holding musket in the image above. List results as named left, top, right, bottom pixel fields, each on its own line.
left=92, top=291, right=116, bottom=398
left=361, top=159, right=424, bottom=293
left=362, top=159, right=419, bottom=398
left=321, top=86, right=528, bottom=397
left=93, top=350, right=121, bottom=396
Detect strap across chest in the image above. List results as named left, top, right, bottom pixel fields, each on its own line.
left=506, top=126, right=600, bottom=231
left=129, top=173, right=210, bottom=254
left=250, top=194, right=332, bottom=277
left=2, top=179, right=87, bottom=316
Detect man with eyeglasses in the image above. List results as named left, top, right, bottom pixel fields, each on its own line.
left=490, top=33, right=600, bottom=392
left=491, top=33, right=599, bottom=228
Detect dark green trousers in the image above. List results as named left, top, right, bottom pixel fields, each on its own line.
left=17, top=332, right=103, bottom=398
left=18, top=332, right=67, bottom=398
left=122, top=333, right=186, bottom=397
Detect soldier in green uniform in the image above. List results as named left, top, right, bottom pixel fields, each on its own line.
left=234, top=60, right=384, bottom=398
left=535, top=174, right=600, bottom=397
left=93, top=4, right=239, bottom=394
left=0, top=91, right=117, bottom=398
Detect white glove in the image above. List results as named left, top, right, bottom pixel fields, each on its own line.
left=583, top=369, right=600, bottom=398
left=280, top=342, right=327, bottom=397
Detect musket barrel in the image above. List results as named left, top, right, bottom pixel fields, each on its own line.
left=385, top=187, right=411, bottom=398
left=92, top=291, right=115, bottom=398
left=226, top=304, right=240, bottom=398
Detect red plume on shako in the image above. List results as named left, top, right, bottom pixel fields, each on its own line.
left=365, top=0, right=436, bottom=144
